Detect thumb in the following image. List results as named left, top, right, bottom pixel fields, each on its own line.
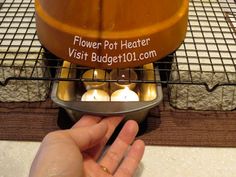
left=67, top=121, right=108, bottom=151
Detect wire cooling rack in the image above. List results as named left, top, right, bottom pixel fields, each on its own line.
left=0, top=0, right=236, bottom=91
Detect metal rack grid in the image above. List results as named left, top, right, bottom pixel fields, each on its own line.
left=171, top=0, right=236, bottom=91
left=0, top=0, right=236, bottom=91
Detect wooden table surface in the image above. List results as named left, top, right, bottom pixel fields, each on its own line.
left=0, top=96, right=236, bottom=147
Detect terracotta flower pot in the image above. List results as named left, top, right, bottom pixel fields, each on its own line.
left=35, top=0, right=189, bottom=68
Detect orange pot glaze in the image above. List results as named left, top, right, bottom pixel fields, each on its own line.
left=35, top=0, right=189, bottom=68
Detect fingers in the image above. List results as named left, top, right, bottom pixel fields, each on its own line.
left=85, top=116, right=124, bottom=160
left=71, top=115, right=124, bottom=160
left=83, top=154, right=111, bottom=177
left=114, top=140, right=145, bottom=177
left=69, top=116, right=124, bottom=152
left=67, top=121, right=108, bottom=151
left=100, top=116, right=125, bottom=147
left=99, top=120, right=139, bottom=174
left=72, top=115, right=102, bottom=128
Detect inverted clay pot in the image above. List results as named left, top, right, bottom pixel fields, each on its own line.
left=35, top=0, right=189, bottom=68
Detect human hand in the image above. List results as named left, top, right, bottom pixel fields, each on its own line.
left=29, top=115, right=145, bottom=177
